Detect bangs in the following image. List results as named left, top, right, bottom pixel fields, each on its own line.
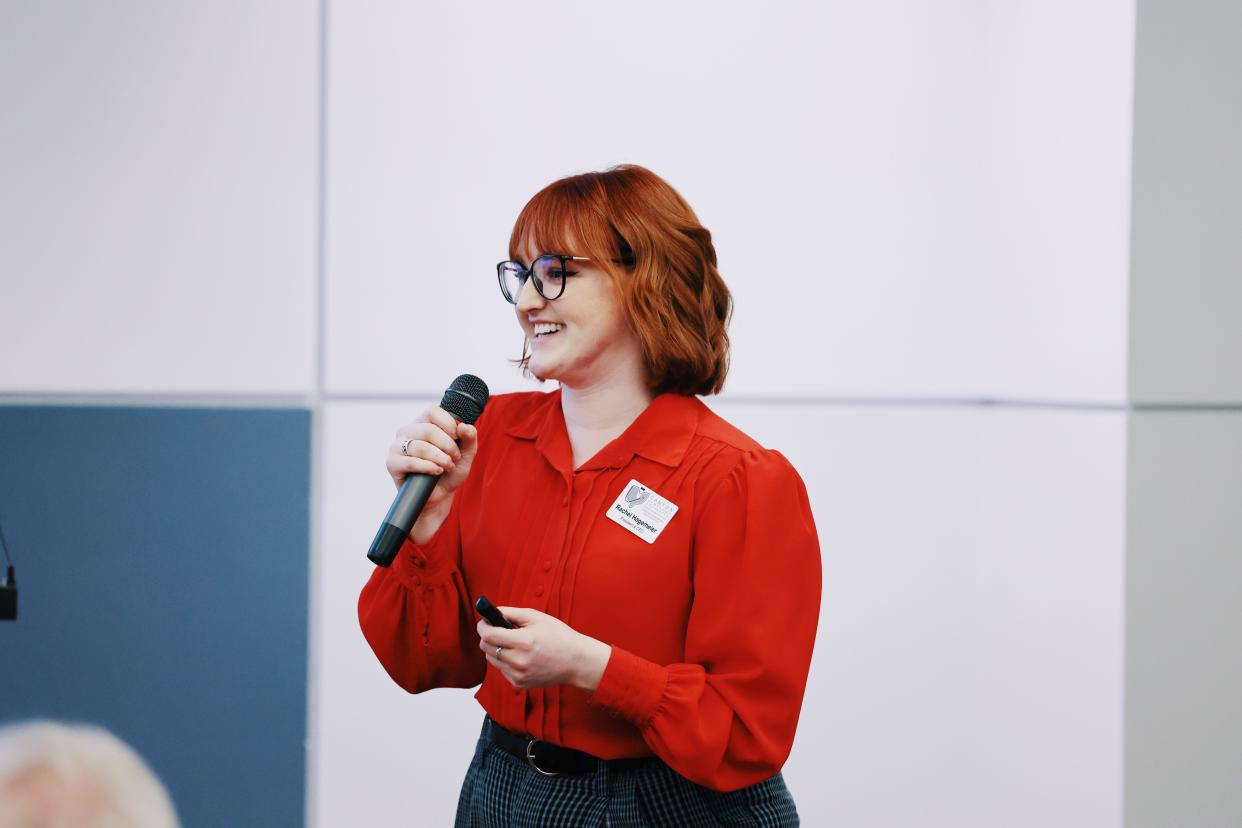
left=508, top=175, right=624, bottom=264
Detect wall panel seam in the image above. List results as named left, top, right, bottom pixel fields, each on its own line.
left=4, top=394, right=1241, bottom=412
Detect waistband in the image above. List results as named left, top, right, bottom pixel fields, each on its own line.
left=484, top=716, right=656, bottom=777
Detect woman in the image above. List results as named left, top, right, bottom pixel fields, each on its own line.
left=358, top=164, right=821, bottom=827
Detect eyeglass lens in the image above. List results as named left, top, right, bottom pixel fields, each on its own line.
left=497, top=254, right=570, bottom=303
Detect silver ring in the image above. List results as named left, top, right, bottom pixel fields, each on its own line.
left=400, top=438, right=412, bottom=455
left=495, top=646, right=503, bottom=658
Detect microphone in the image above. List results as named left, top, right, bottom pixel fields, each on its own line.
left=366, top=374, right=490, bottom=568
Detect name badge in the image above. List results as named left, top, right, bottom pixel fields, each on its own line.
left=605, top=479, right=679, bottom=544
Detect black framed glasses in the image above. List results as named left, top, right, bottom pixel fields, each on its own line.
left=496, top=254, right=593, bottom=303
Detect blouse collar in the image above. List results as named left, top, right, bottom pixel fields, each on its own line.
left=505, top=387, right=700, bottom=473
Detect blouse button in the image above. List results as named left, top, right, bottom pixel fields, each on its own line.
left=414, top=558, right=425, bottom=568
left=413, top=577, right=422, bottom=586
left=535, top=585, right=544, bottom=597
left=561, top=497, right=568, bottom=507
left=542, top=561, right=552, bottom=572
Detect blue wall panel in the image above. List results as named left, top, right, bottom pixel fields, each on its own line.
left=0, top=406, right=310, bottom=827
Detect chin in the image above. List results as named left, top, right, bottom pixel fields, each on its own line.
left=528, top=348, right=569, bottom=381
left=527, top=361, right=557, bottom=384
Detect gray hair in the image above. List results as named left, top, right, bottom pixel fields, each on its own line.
left=0, top=720, right=180, bottom=828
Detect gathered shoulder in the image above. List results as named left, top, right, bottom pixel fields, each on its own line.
left=685, top=401, right=816, bottom=546
left=689, top=399, right=805, bottom=492
left=691, top=399, right=765, bottom=454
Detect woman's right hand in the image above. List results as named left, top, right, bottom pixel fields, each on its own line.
left=387, top=406, right=480, bottom=542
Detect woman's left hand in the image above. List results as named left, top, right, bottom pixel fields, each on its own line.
left=477, top=607, right=611, bottom=692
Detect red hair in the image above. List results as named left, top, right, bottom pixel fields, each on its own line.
left=509, top=164, right=732, bottom=396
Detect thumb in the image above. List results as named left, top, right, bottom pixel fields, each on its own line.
left=497, top=606, right=540, bottom=626
left=458, top=423, right=480, bottom=461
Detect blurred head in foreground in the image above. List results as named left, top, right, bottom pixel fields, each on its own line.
left=0, top=721, right=179, bottom=828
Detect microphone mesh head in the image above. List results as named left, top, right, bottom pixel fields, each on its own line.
left=439, top=374, right=490, bottom=424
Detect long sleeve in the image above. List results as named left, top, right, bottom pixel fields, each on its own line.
left=357, top=488, right=486, bottom=693
left=587, top=448, right=822, bottom=791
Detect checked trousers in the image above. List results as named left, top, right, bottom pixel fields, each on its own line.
left=453, top=716, right=800, bottom=828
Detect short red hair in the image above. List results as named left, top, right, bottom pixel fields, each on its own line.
left=509, top=164, right=732, bottom=396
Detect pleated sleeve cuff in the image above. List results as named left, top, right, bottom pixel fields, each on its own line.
left=588, top=645, right=670, bottom=729
left=391, top=533, right=455, bottom=587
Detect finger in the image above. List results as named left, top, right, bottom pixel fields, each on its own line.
left=496, top=607, right=540, bottom=626
left=457, top=424, right=479, bottom=461
left=476, top=618, right=504, bottom=641
left=389, top=456, right=446, bottom=478
left=477, top=626, right=526, bottom=649
left=484, top=651, right=515, bottom=674
left=394, top=416, right=432, bottom=444
left=478, top=637, right=525, bottom=663
left=398, top=440, right=456, bottom=469
left=425, top=406, right=461, bottom=441
left=409, top=422, right=462, bottom=462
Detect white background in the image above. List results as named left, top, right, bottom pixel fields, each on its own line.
left=0, top=2, right=318, bottom=394
left=324, top=1, right=1133, bottom=403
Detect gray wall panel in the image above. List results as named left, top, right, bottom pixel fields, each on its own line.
left=0, top=405, right=310, bottom=827
left=1125, top=411, right=1242, bottom=827
left=1129, top=0, right=1242, bottom=403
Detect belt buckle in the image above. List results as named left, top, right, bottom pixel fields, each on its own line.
left=525, top=738, right=561, bottom=777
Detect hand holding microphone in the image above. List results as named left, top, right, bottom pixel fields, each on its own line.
left=386, top=409, right=477, bottom=542
left=368, top=374, right=489, bottom=566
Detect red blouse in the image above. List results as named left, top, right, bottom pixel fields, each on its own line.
left=358, top=389, right=822, bottom=792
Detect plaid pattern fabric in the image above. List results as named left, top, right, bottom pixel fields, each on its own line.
left=454, top=717, right=800, bottom=827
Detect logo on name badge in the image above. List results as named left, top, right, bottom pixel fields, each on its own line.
left=624, top=484, right=650, bottom=506
left=606, top=479, right=678, bottom=544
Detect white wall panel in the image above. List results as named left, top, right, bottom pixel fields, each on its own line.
left=316, top=396, right=1124, bottom=827
left=710, top=400, right=1125, bottom=827
left=0, top=2, right=317, bottom=393
left=315, top=398, right=481, bottom=828
left=325, top=1, right=1132, bottom=402
left=976, top=0, right=1134, bottom=403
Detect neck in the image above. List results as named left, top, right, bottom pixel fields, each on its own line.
left=559, top=363, right=655, bottom=467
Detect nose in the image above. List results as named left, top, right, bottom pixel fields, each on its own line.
left=515, top=274, right=545, bottom=313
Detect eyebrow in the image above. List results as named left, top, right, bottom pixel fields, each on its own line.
left=512, top=250, right=572, bottom=266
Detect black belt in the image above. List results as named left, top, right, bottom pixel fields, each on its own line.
left=485, top=717, right=654, bottom=777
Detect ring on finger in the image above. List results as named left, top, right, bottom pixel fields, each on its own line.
left=400, top=438, right=412, bottom=455
left=495, top=646, right=503, bottom=659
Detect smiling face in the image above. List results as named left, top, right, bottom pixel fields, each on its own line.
left=513, top=238, right=646, bottom=390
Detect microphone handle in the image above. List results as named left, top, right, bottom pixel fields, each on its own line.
left=367, top=472, right=440, bottom=567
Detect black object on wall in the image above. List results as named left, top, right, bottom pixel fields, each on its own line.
left=0, top=565, right=15, bottom=621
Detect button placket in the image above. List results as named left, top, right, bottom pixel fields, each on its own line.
left=544, top=477, right=575, bottom=612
